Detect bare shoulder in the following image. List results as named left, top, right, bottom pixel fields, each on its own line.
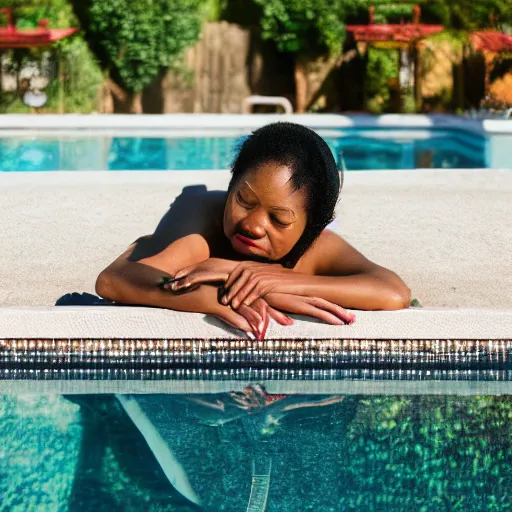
left=129, top=185, right=226, bottom=262
left=298, top=229, right=377, bottom=276
left=154, top=185, right=226, bottom=242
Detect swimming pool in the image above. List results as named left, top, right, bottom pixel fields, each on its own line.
left=0, top=113, right=498, bottom=171
left=3, top=305, right=512, bottom=511
left=3, top=391, right=512, bottom=511
left=0, top=128, right=487, bottom=171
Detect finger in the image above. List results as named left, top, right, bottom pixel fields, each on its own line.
left=257, top=297, right=293, bottom=325
left=171, top=271, right=226, bottom=291
left=237, top=304, right=263, bottom=337
left=303, top=306, right=344, bottom=325
left=267, top=306, right=294, bottom=326
left=308, top=298, right=356, bottom=324
left=225, top=263, right=246, bottom=289
left=159, top=277, right=200, bottom=295
left=280, top=296, right=343, bottom=325
left=264, top=293, right=350, bottom=325
left=258, top=309, right=269, bottom=340
left=240, top=285, right=267, bottom=307
left=222, top=269, right=251, bottom=304
left=230, top=280, right=259, bottom=309
left=172, top=266, right=193, bottom=281
left=214, top=308, right=252, bottom=333
left=249, top=300, right=269, bottom=335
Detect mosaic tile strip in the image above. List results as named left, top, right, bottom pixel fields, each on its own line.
left=1, top=338, right=512, bottom=380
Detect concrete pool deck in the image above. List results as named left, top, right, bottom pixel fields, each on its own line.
left=0, top=168, right=511, bottom=309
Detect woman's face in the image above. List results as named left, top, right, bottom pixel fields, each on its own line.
left=223, top=162, right=308, bottom=261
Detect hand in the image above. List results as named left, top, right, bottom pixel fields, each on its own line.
left=162, top=258, right=237, bottom=292
left=215, top=297, right=292, bottom=340
left=265, top=293, right=356, bottom=325
left=221, top=261, right=299, bottom=308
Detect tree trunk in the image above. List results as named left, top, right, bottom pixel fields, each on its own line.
left=57, top=48, right=64, bottom=114
left=294, top=56, right=308, bottom=113
left=100, top=74, right=128, bottom=113
left=99, top=77, right=113, bottom=113
left=412, top=44, right=422, bottom=113
left=130, top=91, right=143, bottom=114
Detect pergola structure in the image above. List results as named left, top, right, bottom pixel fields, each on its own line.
left=0, top=7, right=78, bottom=112
left=470, top=30, right=512, bottom=99
left=0, top=7, right=77, bottom=48
left=346, top=5, right=444, bottom=111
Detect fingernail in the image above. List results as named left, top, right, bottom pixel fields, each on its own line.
left=246, top=331, right=256, bottom=340
left=158, top=277, right=172, bottom=289
left=222, top=296, right=228, bottom=304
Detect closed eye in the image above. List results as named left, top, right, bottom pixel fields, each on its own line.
left=270, top=213, right=290, bottom=227
left=236, top=191, right=255, bottom=208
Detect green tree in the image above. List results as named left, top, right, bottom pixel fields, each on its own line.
left=252, top=0, right=364, bottom=112
left=419, top=0, right=512, bottom=31
left=71, top=0, right=205, bottom=113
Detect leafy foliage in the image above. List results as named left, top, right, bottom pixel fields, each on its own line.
left=252, top=0, right=365, bottom=56
left=419, top=0, right=512, bottom=31
left=364, top=48, right=398, bottom=113
left=372, top=2, right=416, bottom=24
left=0, top=0, right=74, bottom=28
left=71, top=0, right=205, bottom=93
left=341, top=395, right=512, bottom=510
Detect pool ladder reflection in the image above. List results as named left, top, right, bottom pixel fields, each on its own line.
left=247, top=458, right=272, bottom=512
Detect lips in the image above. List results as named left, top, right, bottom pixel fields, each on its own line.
left=235, top=234, right=259, bottom=247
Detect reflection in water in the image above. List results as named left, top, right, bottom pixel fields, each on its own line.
left=2, top=389, right=512, bottom=511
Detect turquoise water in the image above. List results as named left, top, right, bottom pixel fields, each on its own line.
left=2, top=391, right=512, bottom=511
left=0, top=128, right=486, bottom=171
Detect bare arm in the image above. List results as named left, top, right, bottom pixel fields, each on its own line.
left=219, top=230, right=411, bottom=311
left=303, top=230, right=411, bottom=310
left=95, top=234, right=253, bottom=331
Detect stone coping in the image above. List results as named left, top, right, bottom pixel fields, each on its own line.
left=0, top=306, right=510, bottom=340
left=0, top=113, right=485, bottom=131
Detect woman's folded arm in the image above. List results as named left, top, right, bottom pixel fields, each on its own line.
left=95, top=235, right=253, bottom=332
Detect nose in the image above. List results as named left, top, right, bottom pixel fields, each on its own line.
left=238, top=208, right=267, bottom=239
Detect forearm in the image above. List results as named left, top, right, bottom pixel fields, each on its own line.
left=96, top=261, right=223, bottom=315
left=295, top=271, right=411, bottom=310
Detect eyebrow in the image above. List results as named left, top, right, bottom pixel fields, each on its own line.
left=243, top=181, right=297, bottom=218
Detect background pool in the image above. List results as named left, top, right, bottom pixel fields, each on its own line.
left=0, top=127, right=487, bottom=171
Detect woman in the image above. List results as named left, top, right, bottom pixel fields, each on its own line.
left=96, top=122, right=410, bottom=339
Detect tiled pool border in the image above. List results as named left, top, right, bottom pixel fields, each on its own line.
left=2, top=338, right=512, bottom=393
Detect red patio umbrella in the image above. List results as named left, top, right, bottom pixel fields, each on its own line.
left=0, top=7, right=78, bottom=48
left=470, top=31, right=512, bottom=54
left=346, top=5, right=444, bottom=111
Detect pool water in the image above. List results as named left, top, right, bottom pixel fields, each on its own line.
left=0, top=128, right=487, bottom=171
left=3, top=391, right=512, bottom=511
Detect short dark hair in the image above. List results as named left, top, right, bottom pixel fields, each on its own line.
left=228, top=122, right=342, bottom=268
